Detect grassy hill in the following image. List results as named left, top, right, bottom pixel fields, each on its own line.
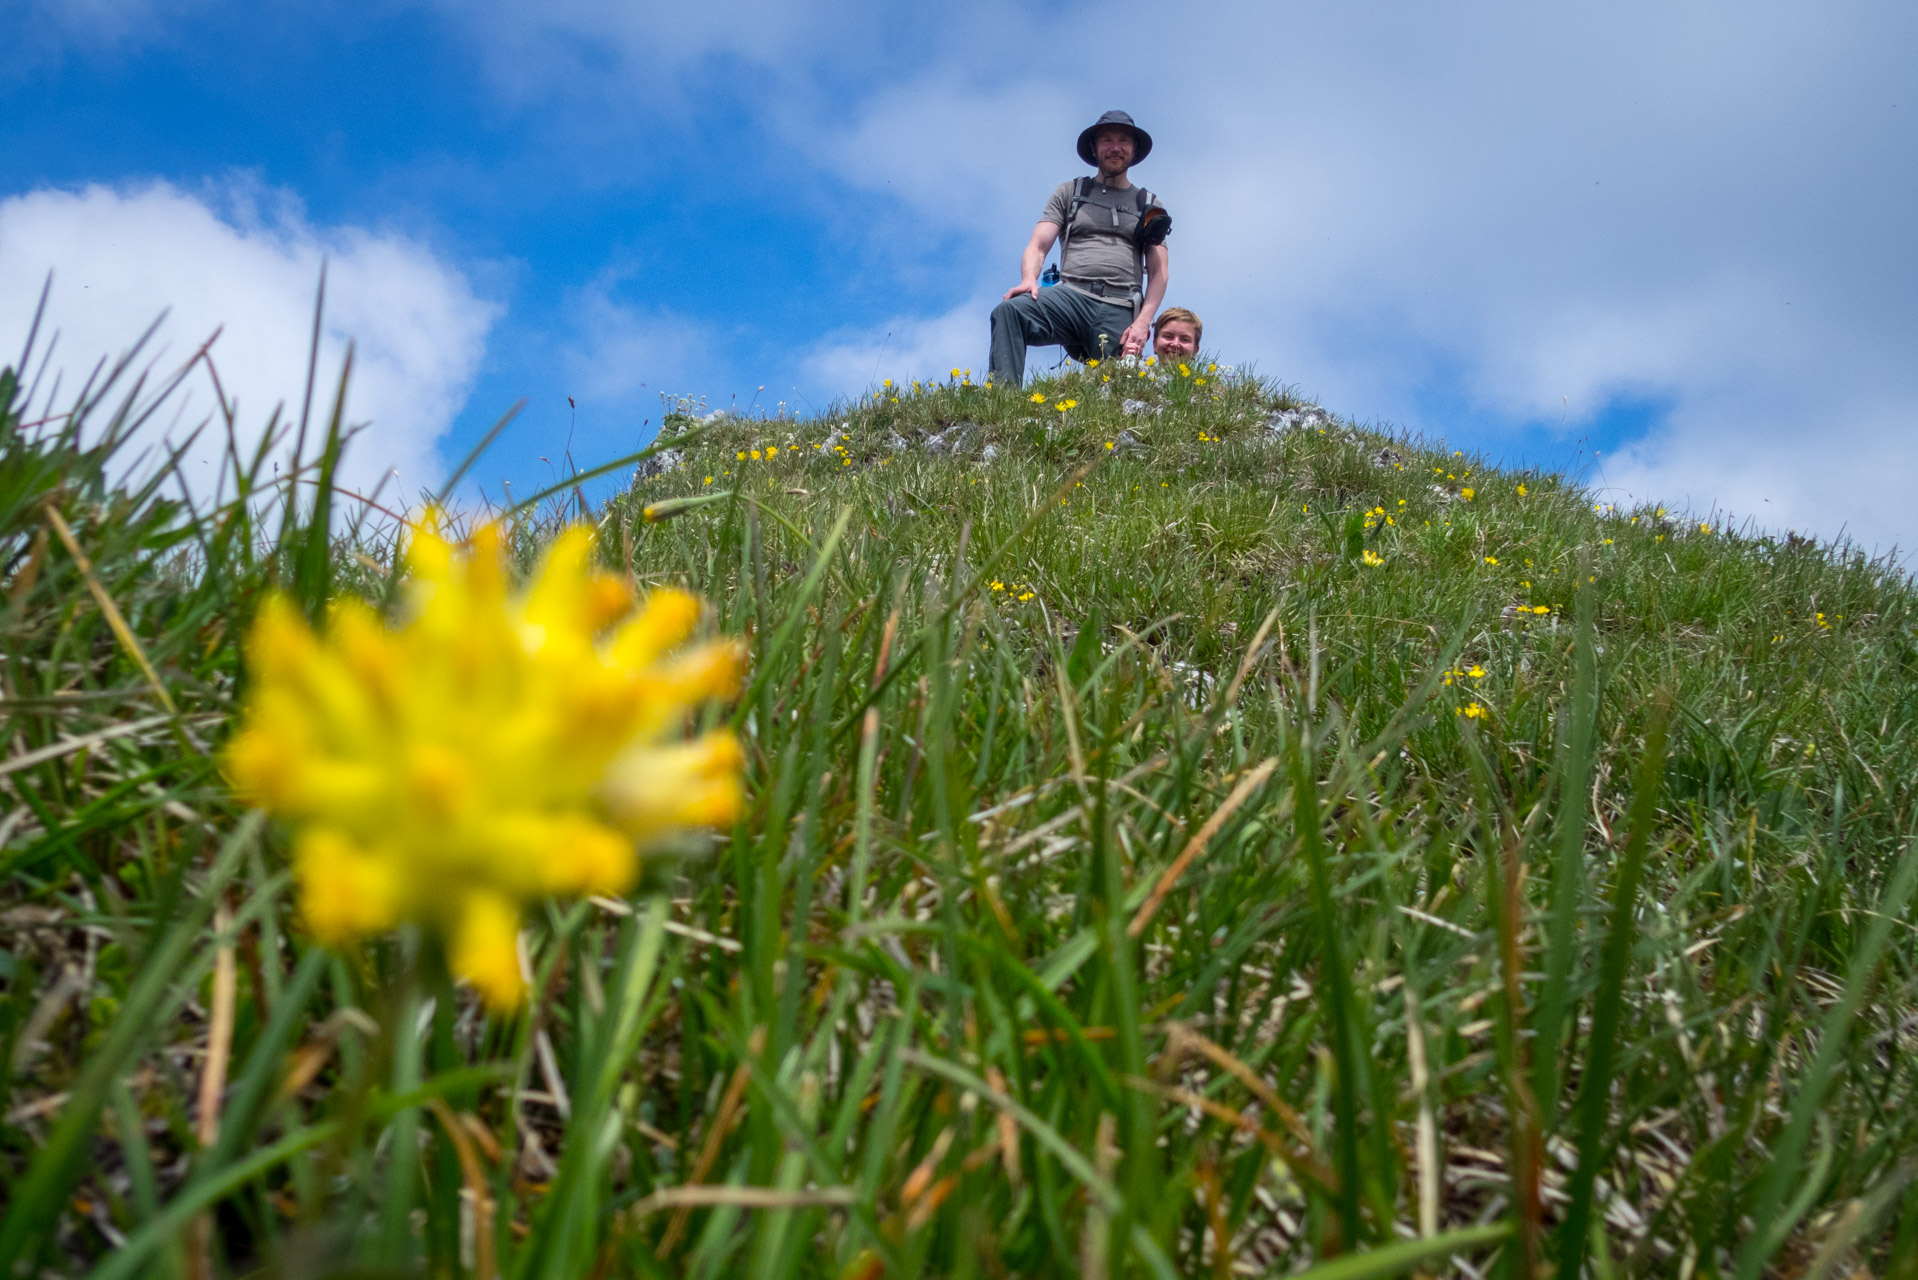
left=5, top=349, right=1918, bottom=1279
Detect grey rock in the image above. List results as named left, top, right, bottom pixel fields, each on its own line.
left=699, top=409, right=732, bottom=423
left=978, top=442, right=1003, bottom=464
left=1121, top=398, right=1154, bottom=417
left=1265, top=405, right=1333, bottom=434
left=1113, top=430, right=1145, bottom=453
left=634, top=449, right=683, bottom=480
left=884, top=433, right=909, bottom=452
left=925, top=422, right=979, bottom=457
left=1374, top=447, right=1404, bottom=469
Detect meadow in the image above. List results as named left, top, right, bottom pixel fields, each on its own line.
left=4, top=331, right=1918, bottom=1279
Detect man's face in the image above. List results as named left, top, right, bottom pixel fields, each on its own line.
left=1094, top=127, right=1135, bottom=175
left=1154, top=320, right=1199, bottom=362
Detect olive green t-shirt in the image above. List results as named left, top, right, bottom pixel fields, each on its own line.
left=1041, top=178, right=1155, bottom=305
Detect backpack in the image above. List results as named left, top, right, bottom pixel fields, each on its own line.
left=1056, top=177, right=1173, bottom=283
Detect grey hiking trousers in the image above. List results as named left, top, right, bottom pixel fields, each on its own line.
left=988, top=286, right=1136, bottom=387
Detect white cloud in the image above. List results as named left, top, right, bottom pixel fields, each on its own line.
left=802, top=2, right=1918, bottom=551
left=807, top=295, right=995, bottom=397
left=9, top=0, right=217, bottom=63
left=0, top=178, right=496, bottom=508
left=558, top=273, right=708, bottom=404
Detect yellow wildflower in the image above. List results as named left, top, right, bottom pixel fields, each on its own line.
left=703, top=476, right=713, bottom=485
left=951, top=368, right=962, bottom=378
left=750, top=450, right=762, bottom=461
left=1087, top=358, right=1101, bottom=368
left=1516, top=483, right=1528, bottom=496
left=1468, top=665, right=1485, bottom=679
left=883, top=378, right=892, bottom=388
left=1031, top=392, right=1046, bottom=403
left=1179, top=363, right=1191, bottom=377
left=1105, top=441, right=1115, bottom=450
left=1361, top=549, right=1384, bottom=566
left=226, top=521, right=746, bottom=1009
left=1484, top=556, right=1498, bottom=565
left=1461, top=487, right=1475, bottom=502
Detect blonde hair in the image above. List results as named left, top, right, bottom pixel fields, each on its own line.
left=1154, top=307, right=1203, bottom=344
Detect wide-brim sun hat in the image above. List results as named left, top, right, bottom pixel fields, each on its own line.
left=1077, top=110, right=1152, bottom=166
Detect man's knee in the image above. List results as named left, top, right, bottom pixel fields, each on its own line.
left=991, top=297, right=1029, bottom=331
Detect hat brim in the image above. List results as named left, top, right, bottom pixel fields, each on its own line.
left=1077, top=122, right=1152, bottom=167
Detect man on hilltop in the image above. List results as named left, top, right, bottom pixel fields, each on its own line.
left=988, top=110, right=1171, bottom=387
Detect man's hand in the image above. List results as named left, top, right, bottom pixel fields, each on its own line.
left=1008, top=222, right=1061, bottom=304
left=1120, top=316, right=1153, bottom=355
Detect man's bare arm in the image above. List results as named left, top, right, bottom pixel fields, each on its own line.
left=1121, top=243, right=1170, bottom=355
left=1004, top=222, right=1062, bottom=301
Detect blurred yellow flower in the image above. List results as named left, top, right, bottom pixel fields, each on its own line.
left=227, top=521, right=745, bottom=1009
left=883, top=378, right=892, bottom=388
left=1461, top=487, right=1475, bottom=502
left=951, top=367, right=962, bottom=378
left=1031, top=392, right=1046, bottom=403
left=1516, top=483, right=1528, bottom=496
left=1087, top=358, right=1101, bottom=368
left=1484, top=556, right=1498, bottom=565
left=750, top=450, right=762, bottom=461
left=1361, top=549, right=1384, bottom=566
left=1468, top=665, right=1485, bottom=678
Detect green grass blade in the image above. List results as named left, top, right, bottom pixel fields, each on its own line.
left=1731, top=826, right=1918, bottom=1280
left=1534, top=565, right=1598, bottom=1112
left=1554, top=695, right=1670, bottom=1280
left=1286, top=1223, right=1514, bottom=1280
left=0, top=813, right=258, bottom=1274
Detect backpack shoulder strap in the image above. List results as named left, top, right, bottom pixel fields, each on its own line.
left=1059, top=176, right=1094, bottom=269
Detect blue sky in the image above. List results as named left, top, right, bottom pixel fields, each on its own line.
left=4, top=1, right=1916, bottom=550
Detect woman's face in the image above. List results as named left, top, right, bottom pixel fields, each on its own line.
left=1154, top=321, right=1199, bottom=362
